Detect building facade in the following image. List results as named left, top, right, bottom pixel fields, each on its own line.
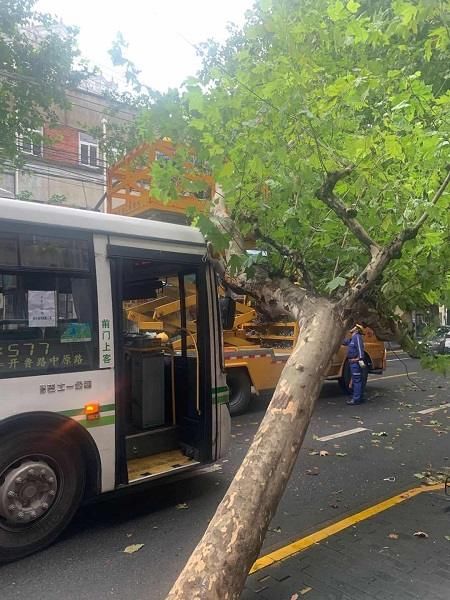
left=0, top=81, right=134, bottom=210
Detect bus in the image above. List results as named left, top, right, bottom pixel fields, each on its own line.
left=0, top=197, right=231, bottom=561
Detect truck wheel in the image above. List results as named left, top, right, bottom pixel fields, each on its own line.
left=227, top=369, right=251, bottom=416
left=0, top=429, right=85, bottom=563
left=338, top=359, right=352, bottom=395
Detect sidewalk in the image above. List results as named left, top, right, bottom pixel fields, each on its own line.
left=242, top=487, right=449, bottom=600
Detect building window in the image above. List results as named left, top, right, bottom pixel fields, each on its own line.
left=79, top=132, right=99, bottom=168
left=18, top=129, right=43, bottom=157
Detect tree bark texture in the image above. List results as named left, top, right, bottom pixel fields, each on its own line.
left=166, top=299, right=348, bottom=599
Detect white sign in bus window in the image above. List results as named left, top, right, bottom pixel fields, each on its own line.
left=28, top=291, right=57, bottom=328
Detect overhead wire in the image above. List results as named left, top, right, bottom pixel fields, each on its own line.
left=0, top=70, right=136, bottom=125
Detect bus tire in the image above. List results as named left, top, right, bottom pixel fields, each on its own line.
left=227, top=368, right=251, bottom=416
left=0, top=429, right=85, bottom=563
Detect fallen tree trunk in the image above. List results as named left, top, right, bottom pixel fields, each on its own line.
left=167, top=298, right=348, bottom=599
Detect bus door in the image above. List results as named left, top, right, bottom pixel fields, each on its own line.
left=109, top=250, right=212, bottom=486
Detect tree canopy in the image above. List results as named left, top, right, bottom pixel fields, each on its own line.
left=131, top=0, right=450, bottom=339
left=0, top=0, right=84, bottom=166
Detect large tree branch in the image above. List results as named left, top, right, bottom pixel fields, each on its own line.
left=341, top=166, right=450, bottom=307
left=316, top=167, right=381, bottom=257
left=255, top=228, right=316, bottom=293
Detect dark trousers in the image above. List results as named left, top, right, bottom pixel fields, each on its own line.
left=350, top=361, right=366, bottom=403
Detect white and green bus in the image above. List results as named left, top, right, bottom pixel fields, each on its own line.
left=0, top=197, right=231, bottom=561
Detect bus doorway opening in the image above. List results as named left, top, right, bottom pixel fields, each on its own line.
left=111, top=258, right=211, bottom=485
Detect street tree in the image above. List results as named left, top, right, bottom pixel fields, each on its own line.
left=0, top=0, right=84, bottom=166
left=126, top=1, right=450, bottom=598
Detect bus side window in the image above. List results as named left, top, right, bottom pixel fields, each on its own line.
left=0, top=231, right=98, bottom=378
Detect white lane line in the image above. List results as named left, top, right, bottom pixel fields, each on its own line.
left=315, top=427, right=368, bottom=442
left=370, top=372, right=418, bottom=381
left=387, top=357, right=412, bottom=362
left=417, top=403, right=450, bottom=415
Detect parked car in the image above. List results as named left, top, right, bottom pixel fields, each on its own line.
left=418, top=326, right=450, bottom=355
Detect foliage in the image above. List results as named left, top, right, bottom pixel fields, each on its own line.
left=0, top=0, right=85, bottom=167
left=48, top=193, right=66, bottom=205
left=421, top=352, right=450, bottom=375
left=15, top=189, right=33, bottom=202
left=140, top=0, right=449, bottom=322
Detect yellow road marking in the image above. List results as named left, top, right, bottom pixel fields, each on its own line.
left=250, top=484, right=444, bottom=574
left=370, top=372, right=417, bottom=382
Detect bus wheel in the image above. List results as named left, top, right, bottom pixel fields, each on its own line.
left=227, top=369, right=251, bottom=416
left=338, top=359, right=352, bottom=395
left=0, top=430, right=85, bottom=563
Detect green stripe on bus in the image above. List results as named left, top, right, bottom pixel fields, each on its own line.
left=60, top=407, right=84, bottom=417
left=215, top=392, right=230, bottom=405
left=59, top=403, right=116, bottom=418
left=83, top=414, right=116, bottom=428
left=214, top=386, right=228, bottom=393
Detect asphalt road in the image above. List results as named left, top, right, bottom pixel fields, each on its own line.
left=1, top=351, right=449, bottom=600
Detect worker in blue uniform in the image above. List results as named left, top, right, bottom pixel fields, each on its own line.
left=343, top=324, right=366, bottom=405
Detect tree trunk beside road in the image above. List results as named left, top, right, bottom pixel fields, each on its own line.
left=167, top=299, right=347, bottom=599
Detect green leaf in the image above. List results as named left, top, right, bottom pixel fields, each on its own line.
left=346, top=0, right=360, bottom=14
left=219, top=162, right=235, bottom=178
left=385, top=135, right=404, bottom=160
left=196, top=214, right=229, bottom=253
left=326, top=276, right=347, bottom=292
left=393, top=1, right=418, bottom=27
left=228, top=255, right=243, bottom=276
left=327, top=1, right=347, bottom=22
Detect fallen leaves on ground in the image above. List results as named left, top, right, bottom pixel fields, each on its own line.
left=336, top=452, right=348, bottom=457
left=372, top=431, right=388, bottom=437
left=306, top=468, right=320, bottom=476
left=176, top=503, right=189, bottom=510
left=123, top=544, right=144, bottom=554
left=413, top=470, right=448, bottom=485
left=300, top=587, right=313, bottom=595
left=388, top=533, right=399, bottom=540
left=445, top=536, right=450, bottom=541
left=319, top=450, right=329, bottom=457
left=413, top=531, right=429, bottom=538
left=269, top=526, right=282, bottom=534
left=308, top=450, right=320, bottom=456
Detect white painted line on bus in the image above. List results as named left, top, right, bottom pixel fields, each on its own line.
left=417, top=403, right=450, bottom=415
left=370, top=372, right=418, bottom=382
left=315, top=427, right=368, bottom=442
